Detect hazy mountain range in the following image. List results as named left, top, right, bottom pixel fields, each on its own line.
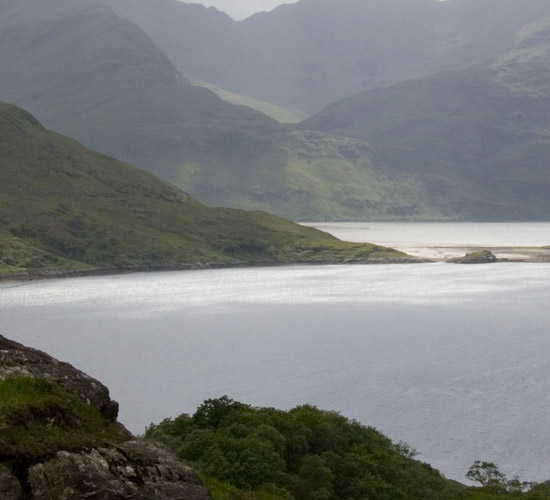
left=1, top=0, right=549, bottom=221
left=104, top=0, right=550, bottom=112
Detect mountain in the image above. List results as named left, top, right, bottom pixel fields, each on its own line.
left=301, top=16, right=550, bottom=220
left=0, top=102, right=408, bottom=276
left=104, top=0, right=550, bottom=114
left=0, top=0, right=279, bottom=180
left=3, top=0, right=548, bottom=222
left=0, top=0, right=437, bottom=221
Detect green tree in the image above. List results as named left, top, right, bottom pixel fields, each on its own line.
left=293, top=455, right=334, bottom=500
left=466, top=461, right=508, bottom=490
left=192, top=396, right=246, bottom=429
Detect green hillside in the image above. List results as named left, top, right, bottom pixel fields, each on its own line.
left=302, top=18, right=550, bottom=221
left=0, top=102, right=407, bottom=275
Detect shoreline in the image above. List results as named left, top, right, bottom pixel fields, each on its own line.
left=397, top=245, right=550, bottom=262
left=1, top=246, right=549, bottom=284
left=0, top=256, right=422, bottom=284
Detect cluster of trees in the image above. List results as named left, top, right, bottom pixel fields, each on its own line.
left=146, top=396, right=463, bottom=500
left=147, top=397, right=550, bottom=500
left=465, top=462, right=550, bottom=499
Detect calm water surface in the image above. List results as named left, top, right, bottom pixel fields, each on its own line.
left=2, top=223, right=550, bottom=483
left=305, top=221, right=550, bottom=247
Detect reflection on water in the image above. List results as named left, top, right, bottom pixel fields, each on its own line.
left=2, top=224, right=550, bottom=483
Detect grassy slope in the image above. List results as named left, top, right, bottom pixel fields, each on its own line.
left=192, top=81, right=308, bottom=124
left=0, top=102, right=406, bottom=275
left=176, top=129, right=434, bottom=221
left=0, top=0, right=449, bottom=222
left=302, top=19, right=550, bottom=221
left=0, top=377, right=127, bottom=461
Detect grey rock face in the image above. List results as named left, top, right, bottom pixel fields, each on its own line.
left=0, top=335, right=211, bottom=500
left=27, top=441, right=210, bottom=500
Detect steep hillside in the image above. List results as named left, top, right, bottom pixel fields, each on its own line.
left=105, top=0, right=550, bottom=113
left=0, top=0, right=439, bottom=221
left=0, top=103, right=408, bottom=276
left=302, top=18, right=550, bottom=220
left=0, top=0, right=280, bottom=177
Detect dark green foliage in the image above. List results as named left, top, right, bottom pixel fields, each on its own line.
left=146, top=397, right=467, bottom=500
left=147, top=398, right=550, bottom=500
left=524, top=483, right=550, bottom=500
left=192, top=397, right=249, bottom=430
left=467, top=461, right=509, bottom=490
left=465, top=462, right=537, bottom=496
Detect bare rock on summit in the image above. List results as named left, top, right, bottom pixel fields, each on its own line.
left=0, top=335, right=212, bottom=500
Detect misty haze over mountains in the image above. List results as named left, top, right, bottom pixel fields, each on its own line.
left=106, top=0, right=550, bottom=112
left=180, top=0, right=300, bottom=21
left=1, top=0, right=549, bottom=221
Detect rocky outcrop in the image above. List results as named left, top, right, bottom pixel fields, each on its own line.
left=0, top=336, right=118, bottom=421
left=27, top=441, right=210, bottom=500
left=0, top=335, right=212, bottom=500
left=448, top=250, right=498, bottom=264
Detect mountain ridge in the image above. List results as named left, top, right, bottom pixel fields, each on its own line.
left=106, top=0, right=550, bottom=113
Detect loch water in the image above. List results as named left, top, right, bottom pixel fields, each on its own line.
left=2, top=223, right=550, bottom=483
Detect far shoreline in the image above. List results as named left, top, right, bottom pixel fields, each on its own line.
left=1, top=246, right=550, bottom=284
left=395, top=245, right=550, bottom=262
